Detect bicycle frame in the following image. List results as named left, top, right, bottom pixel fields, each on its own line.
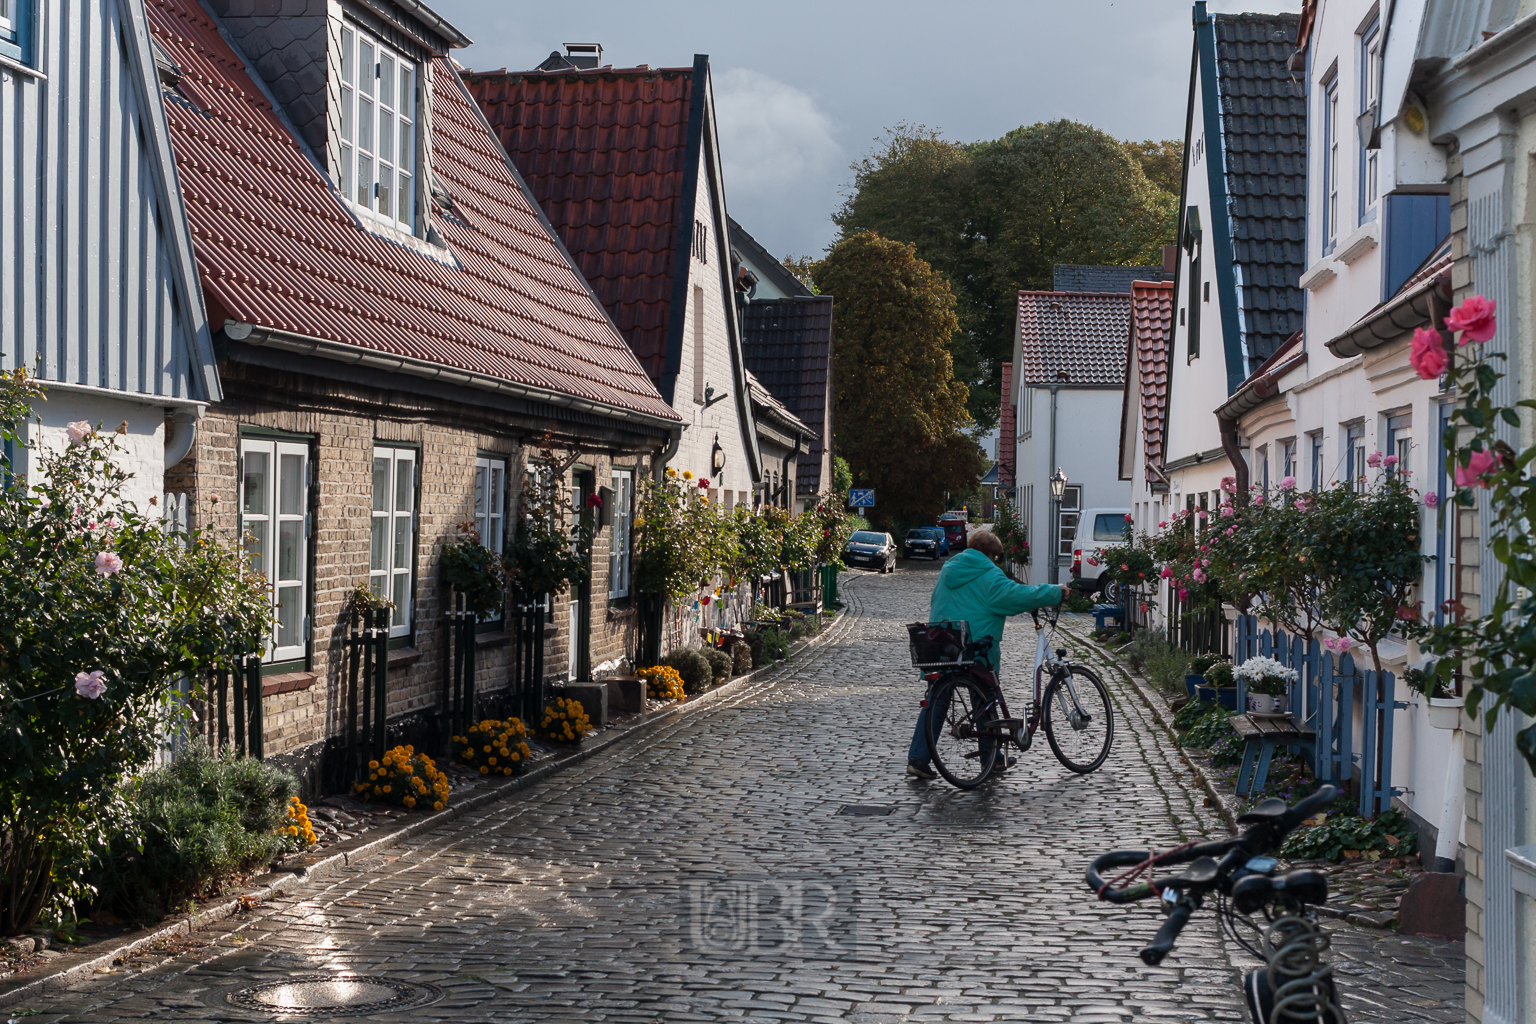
left=942, top=622, right=1091, bottom=749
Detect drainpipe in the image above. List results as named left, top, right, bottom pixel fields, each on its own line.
left=1218, top=414, right=1249, bottom=497
left=652, top=427, right=682, bottom=483
left=1435, top=726, right=1465, bottom=872
left=164, top=408, right=201, bottom=469
left=1048, top=385, right=1059, bottom=584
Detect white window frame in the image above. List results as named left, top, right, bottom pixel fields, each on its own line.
left=1345, top=422, right=1366, bottom=491
left=1359, top=17, right=1382, bottom=221
left=474, top=456, right=507, bottom=557
left=338, top=22, right=418, bottom=234
left=1323, top=72, right=1340, bottom=253
left=610, top=468, right=633, bottom=599
left=1057, top=484, right=1082, bottom=560
left=240, top=438, right=310, bottom=664
left=370, top=446, right=418, bottom=638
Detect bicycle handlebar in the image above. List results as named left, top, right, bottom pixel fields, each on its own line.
left=1140, top=904, right=1192, bottom=966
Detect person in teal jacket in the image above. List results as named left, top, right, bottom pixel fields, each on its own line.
left=908, top=529, right=1062, bottom=780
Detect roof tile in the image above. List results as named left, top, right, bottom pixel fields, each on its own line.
left=1016, top=291, right=1131, bottom=388
left=741, top=297, right=834, bottom=496
left=144, top=0, right=677, bottom=423
left=1129, top=282, right=1176, bottom=473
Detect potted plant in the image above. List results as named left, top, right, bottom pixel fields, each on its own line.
left=1236, top=656, right=1297, bottom=715
left=1195, top=661, right=1239, bottom=711
left=1188, top=654, right=1223, bottom=698
left=1404, top=664, right=1464, bottom=730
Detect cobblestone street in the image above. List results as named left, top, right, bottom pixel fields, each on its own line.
left=31, top=565, right=1462, bottom=1023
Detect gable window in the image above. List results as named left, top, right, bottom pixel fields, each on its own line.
left=371, top=446, right=418, bottom=637
left=692, top=219, right=708, bottom=263
left=1359, top=16, right=1382, bottom=221
left=241, top=438, right=311, bottom=664
left=610, top=469, right=633, bottom=599
left=1322, top=71, right=1340, bottom=253
left=1184, top=207, right=1202, bottom=360
left=339, top=23, right=417, bottom=233
left=0, top=0, right=33, bottom=64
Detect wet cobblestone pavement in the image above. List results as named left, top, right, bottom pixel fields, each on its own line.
left=25, top=564, right=1463, bottom=1022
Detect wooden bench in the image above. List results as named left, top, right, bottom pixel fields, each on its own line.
left=1232, top=713, right=1316, bottom=800
left=1091, top=604, right=1122, bottom=631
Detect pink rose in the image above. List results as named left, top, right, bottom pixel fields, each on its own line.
left=1160, top=567, right=1173, bottom=579
left=1424, top=491, right=1440, bottom=508
left=1446, top=295, right=1497, bottom=344
left=1366, top=451, right=1383, bottom=468
left=1120, top=564, right=1129, bottom=572
left=1455, top=448, right=1500, bottom=489
left=1410, top=327, right=1449, bottom=379
left=1158, top=521, right=1167, bottom=529
left=1196, top=508, right=1208, bottom=518
left=1254, top=494, right=1265, bottom=506
left=1279, top=476, right=1297, bottom=490
left=1178, top=589, right=1189, bottom=600
left=74, top=670, right=107, bottom=699
left=1192, top=568, right=1206, bottom=583
left=1221, top=477, right=1236, bottom=493
left=65, top=421, right=92, bottom=445
left=1124, top=514, right=1133, bottom=523
left=1220, top=505, right=1234, bottom=517
left=94, top=551, right=123, bottom=576
left=698, top=478, right=710, bottom=489
left=1202, top=558, right=1211, bottom=567
left=1225, top=527, right=1236, bottom=536
left=1384, top=455, right=1399, bottom=469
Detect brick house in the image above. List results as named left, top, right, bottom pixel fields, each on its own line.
left=146, top=0, right=681, bottom=787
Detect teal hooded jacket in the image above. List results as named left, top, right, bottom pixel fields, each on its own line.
left=928, top=549, right=1063, bottom=668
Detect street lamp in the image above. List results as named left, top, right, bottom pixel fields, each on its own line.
left=1049, top=467, right=1068, bottom=584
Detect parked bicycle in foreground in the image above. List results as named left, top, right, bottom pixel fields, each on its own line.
left=1087, top=785, right=1346, bottom=1024
left=908, top=600, right=1114, bottom=788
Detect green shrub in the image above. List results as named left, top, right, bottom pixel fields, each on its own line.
left=1190, top=654, right=1223, bottom=676
left=90, top=743, right=299, bottom=925
left=1180, top=704, right=1236, bottom=751
left=1173, top=697, right=1214, bottom=731
left=757, top=625, right=790, bottom=662
left=1120, top=631, right=1190, bottom=691
left=660, top=648, right=713, bottom=695
left=1205, top=662, right=1235, bottom=688
left=702, top=646, right=733, bottom=682
left=1280, top=808, right=1419, bottom=862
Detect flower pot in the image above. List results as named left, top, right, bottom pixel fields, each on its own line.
left=1247, top=693, right=1284, bottom=715
left=1184, top=674, right=1203, bottom=698
left=1426, top=696, right=1465, bottom=731
left=1196, top=685, right=1239, bottom=711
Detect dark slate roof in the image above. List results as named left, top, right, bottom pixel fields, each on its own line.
left=1016, top=291, right=1131, bottom=388
left=741, top=296, right=834, bottom=496
left=1052, top=265, right=1168, bottom=293
left=730, top=217, right=812, bottom=298
left=1212, top=13, right=1307, bottom=373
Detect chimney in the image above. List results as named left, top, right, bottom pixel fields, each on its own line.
left=564, top=43, right=603, bottom=69
left=1162, top=243, right=1178, bottom=276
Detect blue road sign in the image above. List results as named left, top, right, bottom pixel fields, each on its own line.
left=848, top=489, right=875, bottom=508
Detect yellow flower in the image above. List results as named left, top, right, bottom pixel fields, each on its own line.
left=666, top=468, right=678, bottom=479
left=483, top=744, right=492, bottom=753
left=369, top=760, right=379, bottom=770
left=404, top=796, right=415, bottom=807
left=682, top=470, right=693, bottom=479
left=502, top=767, right=512, bottom=776
left=510, top=752, right=520, bottom=762
left=480, top=766, right=489, bottom=774
left=433, top=801, right=444, bottom=811
left=488, top=756, right=497, bottom=765
left=383, top=785, right=391, bottom=793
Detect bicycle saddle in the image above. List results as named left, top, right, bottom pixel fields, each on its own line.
left=1236, top=797, right=1289, bottom=825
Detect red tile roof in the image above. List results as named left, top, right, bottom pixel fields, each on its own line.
left=999, top=362, right=1015, bottom=489
left=144, top=0, right=677, bottom=425
left=1129, top=282, right=1175, bottom=474
left=463, top=66, right=696, bottom=382
left=1016, top=291, right=1131, bottom=387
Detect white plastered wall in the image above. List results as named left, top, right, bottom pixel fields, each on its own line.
left=23, top=390, right=173, bottom=513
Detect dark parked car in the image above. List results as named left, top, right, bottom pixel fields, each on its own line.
left=904, top=526, right=950, bottom=560
left=843, top=530, right=897, bottom=573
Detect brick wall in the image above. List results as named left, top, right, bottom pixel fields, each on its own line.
left=168, top=362, right=656, bottom=787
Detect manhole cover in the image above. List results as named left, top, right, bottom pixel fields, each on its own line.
left=226, top=975, right=442, bottom=1017
left=837, top=804, right=897, bottom=816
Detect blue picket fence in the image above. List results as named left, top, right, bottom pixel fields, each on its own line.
left=1233, top=616, right=1405, bottom=817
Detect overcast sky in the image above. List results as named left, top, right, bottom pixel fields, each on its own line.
left=434, top=0, right=1298, bottom=259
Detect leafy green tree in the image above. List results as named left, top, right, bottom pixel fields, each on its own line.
left=835, top=121, right=1177, bottom=430
left=812, top=232, right=988, bottom=529
left=1122, top=139, right=1185, bottom=197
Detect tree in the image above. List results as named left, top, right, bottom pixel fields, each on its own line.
left=834, top=121, right=1177, bottom=431
left=1122, top=139, right=1185, bottom=197
left=812, top=232, right=988, bottom=528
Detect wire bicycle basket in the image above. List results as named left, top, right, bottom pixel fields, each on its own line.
left=907, top=620, right=972, bottom=669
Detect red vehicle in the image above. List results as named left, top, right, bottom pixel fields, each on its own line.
left=938, top=515, right=967, bottom=551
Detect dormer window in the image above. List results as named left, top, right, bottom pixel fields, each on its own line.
left=338, top=22, right=417, bottom=233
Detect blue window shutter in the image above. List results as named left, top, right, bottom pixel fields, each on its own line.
left=1382, top=194, right=1451, bottom=299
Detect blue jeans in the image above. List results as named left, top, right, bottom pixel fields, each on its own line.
left=909, top=676, right=998, bottom=765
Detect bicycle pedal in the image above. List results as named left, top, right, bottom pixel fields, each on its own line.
left=992, top=718, right=1023, bottom=731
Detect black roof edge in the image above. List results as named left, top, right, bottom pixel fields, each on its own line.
left=728, top=216, right=812, bottom=298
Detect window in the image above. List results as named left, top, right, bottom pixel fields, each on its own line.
left=1310, top=432, right=1325, bottom=490
left=1434, top=402, right=1459, bottom=626
left=1282, top=438, right=1297, bottom=482
left=1359, top=17, right=1382, bottom=220
left=241, top=438, right=310, bottom=664
left=338, top=23, right=417, bottom=232
left=1092, top=513, right=1126, bottom=542
left=1257, top=445, right=1270, bottom=493
left=1056, top=485, right=1082, bottom=561
left=1322, top=73, right=1341, bottom=252
left=1185, top=208, right=1203, bottom=360
left=692, top=219, right=708, bottom=262
left=609, top=468, right=633, bottom=600
left=1345, top=423, right=1366, bottom=491
left=0, top=0, right=32, bottom=64
left=474, top=457, right=507, bottom=556
left=370, top=447, right=417, bottom=637
left=1020, top=388, right=1033, bottom=440
left=1385, top=412, right=1411, bottom=478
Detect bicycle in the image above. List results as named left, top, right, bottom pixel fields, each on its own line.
left=1086, top=785, right=1346, bottom=1024
left=907, top=601, right=1115, bottom=788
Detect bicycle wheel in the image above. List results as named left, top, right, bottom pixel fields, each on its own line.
left=1043, top=666, right=1114, bottom=773
left=926, top=675, right=999, bottom=789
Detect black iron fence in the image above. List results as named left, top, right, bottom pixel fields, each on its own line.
left=510, top=594, right=547, bottom=726
left=1166, top=590, right=1230, bottom=657
left=346, top=605, right=390, bottom=779
left=442, top=590, right=478, bottom=746
left=207, top=656, right=264, bottom=759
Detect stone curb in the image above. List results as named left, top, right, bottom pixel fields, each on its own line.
left=0, top=605, right=854, bottom=1010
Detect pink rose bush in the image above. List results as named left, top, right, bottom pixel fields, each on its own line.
left=1445, top=294, right=1497, bottom=343
left=1366, top=451, right=1383, bottom=469
left=65, top=420, right=93, bottom=445
left=1424, top=491, right=1440, bottom=508
left=94, top=550, right=123, bottom=576
left=1410, top=327, right=1449, bottom=380
left=1456, top=449, right=1500, bottom=489
left=73, top=670, right=107, bottom=699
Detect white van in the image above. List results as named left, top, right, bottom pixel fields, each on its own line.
left=1070, top=508, right=1133, bottom=598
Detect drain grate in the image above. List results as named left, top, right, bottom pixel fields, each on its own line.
left=226, top=975, right=443, bottom=1017
left=837, top=804, right=897, bottom=816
